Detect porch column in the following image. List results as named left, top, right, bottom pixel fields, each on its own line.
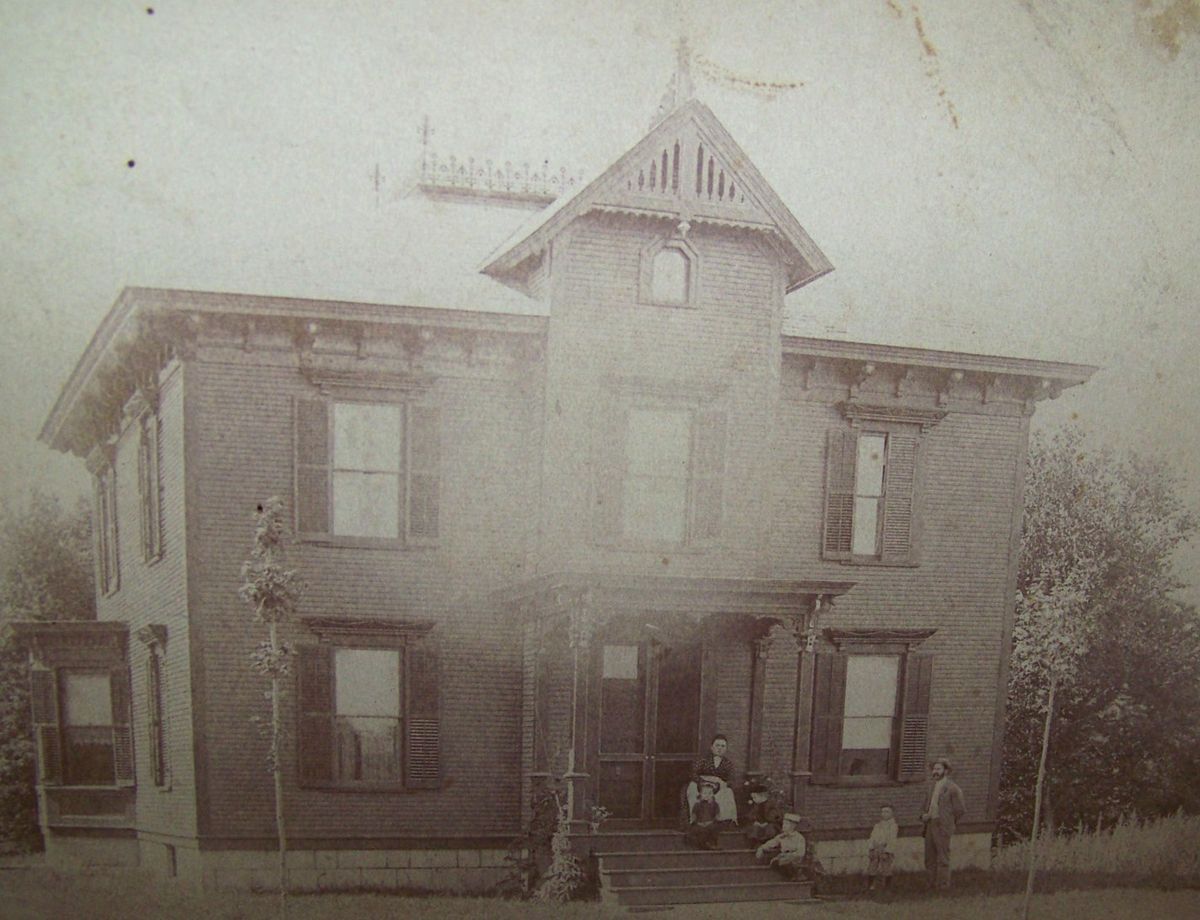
left=565, top=591, right=595, bottom=831
left=789, top=596, right=827, bottom=811
left=744, top=629, right=774, bottom=780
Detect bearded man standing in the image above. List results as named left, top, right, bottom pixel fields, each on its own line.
left=920, top=757, right=966, bottom=890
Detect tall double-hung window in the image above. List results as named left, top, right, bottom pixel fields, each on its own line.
left=591, top=397, right=726, bottom=548
left=822, top=411, right=932, bottom=565
left=294, top=398, right=440, bottom=544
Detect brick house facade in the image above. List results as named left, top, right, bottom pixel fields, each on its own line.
left=21, top=96, right=1093, bottom=892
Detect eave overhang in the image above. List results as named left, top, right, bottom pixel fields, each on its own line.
left=782, top=333, right=1098, bottom=402
left=39, top=287, right=549, bottom=457
left=11, top=620, right=129, bottom=654
left=496, top=572, right=855, bottom=618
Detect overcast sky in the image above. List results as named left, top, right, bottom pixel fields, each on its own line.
left=2, top=1, right=1198, bottom=590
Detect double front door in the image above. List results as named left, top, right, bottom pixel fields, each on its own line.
left=593, top=637, right=705, bottom=825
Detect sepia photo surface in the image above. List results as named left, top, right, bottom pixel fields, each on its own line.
left=1, top=2, right=1198, bottom=915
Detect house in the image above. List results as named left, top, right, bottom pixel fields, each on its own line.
left=20, top=74, right=1094, bottom=904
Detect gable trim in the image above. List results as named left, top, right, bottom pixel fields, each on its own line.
left=481, top=100, right=832, bottom=294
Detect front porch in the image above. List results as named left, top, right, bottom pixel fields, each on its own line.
left=506, top=573, right=854, bottom=833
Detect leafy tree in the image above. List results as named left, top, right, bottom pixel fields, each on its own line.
left=238, top=498, right=300, bottom=916
left=0, top=491, right=95, bottom=850
left=1001, top=428, right=1200, bottom=843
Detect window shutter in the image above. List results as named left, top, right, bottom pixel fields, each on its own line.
left=809, top=652, right=847, bottom=781
left=407, top=404, right=440, bottom=542
left=822, top=429, right=857, bottom=559
left=406, top=638, right=441, bottom=789
left=139, top=416, right=163, bottom=561
left=591, top=404, right=628, bottom=544
left=690, top=410, right=726, bottom=543
left=110, top=666, right=135, bottom=786
left=294, top=398, right=330, bottom=534
left=30, top=670, right=62, bottom=785
left=147, top=655, right=165, bottom=786
left=881, top=434, right=919, bottom=564
left=899, top=653, right=933, bottom=781
left=297, top=645, right=334, bottom=787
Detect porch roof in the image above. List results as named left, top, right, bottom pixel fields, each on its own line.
left=496, top=572, right=855, bottom=619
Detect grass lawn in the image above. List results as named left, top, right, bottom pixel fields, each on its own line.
left=2, top=868, right=1199, bottom=920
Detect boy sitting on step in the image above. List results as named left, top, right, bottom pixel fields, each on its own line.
left=755, top=812, right=808, bottom=879
left=743, top=780, right=781, bottom=848
left=685, top=781, right=721, bottom=850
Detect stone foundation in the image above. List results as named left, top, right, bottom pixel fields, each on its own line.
left=196, top=847, right=512, bottom=892
left=44, top=831, right=140, bottom=870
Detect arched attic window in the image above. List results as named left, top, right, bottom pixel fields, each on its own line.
left=652, top=246, right=689, bottom=304
left=640, top=236, right=699, bottom=307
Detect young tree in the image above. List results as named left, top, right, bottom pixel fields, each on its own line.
left=1001, top=428, right=1200, bottom=911
left=238, top=498, right=301, bottom=915
left=0, top=491, right=94, bottom=850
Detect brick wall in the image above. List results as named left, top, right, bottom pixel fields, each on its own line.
left=761, top=365, right=1027, bottom=832
left=537, top=214, right=782, bottom=578
left=181, top=321, right=540, bottom=840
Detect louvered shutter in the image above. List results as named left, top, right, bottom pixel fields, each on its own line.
left=294, top=398, right=330, bottom=534
left=822, top=429, right=857, bottom=559
left=406, top=638, right=441, bottom=789
left=592, top=404, right=628, bottom=544
left=899, top=653, right=933, bottom=781
left=407, top=404, right=440, bottom=542
left=110, top=666, right=135, bottom=785
left=690, top=410, right=726, bottom=543
left=881, top=434, right=919, bottom=564
left=297, top=645, right=334, bottom=787
left=809, top=652, right=847, bottom=781
left=30, top=670, right=62, bottom=785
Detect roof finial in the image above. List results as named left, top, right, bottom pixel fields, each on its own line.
left=650, top=31, right=696, bottom=128
left=674, top=34, right=695, bottom=104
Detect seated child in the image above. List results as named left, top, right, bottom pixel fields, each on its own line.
left=866, top=804, right=899, bottom=891
left=743, top=780, right=781, bottom=847
left=685, top=781, right=721, bottom=850
left=755, top=812, right=808, bottom=879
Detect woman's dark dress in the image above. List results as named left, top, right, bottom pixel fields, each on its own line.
left=680, top=754, right=737, bottom=827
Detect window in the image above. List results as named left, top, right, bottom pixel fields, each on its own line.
left=138, top=413, right=163, bottom=562
left=810, top=633, right=934, bottom=784
left=334, top=648, right=402, bottom=783
left=28, top=666, right=134, bottom=788
left=624, top=407, right=691, bottom=542
left=333, top=403, right=402, bottom=539
left=146, top=652, right=167, bottom=787
left=95, top=467, right=119, bottom=594
left=297, top=625, right=441, bottom=789
left=592, top=401, right=726, bottom=547
left=852, top=435, right=886, bottom=556
left=823, top=426, right=921, bottom=564
left=840, top=655, right=899, bottom=776
left=640, top=237, right=699, bottom=307
left=294, top=398, right=440, bottom=543
left=62, top=671, right=116, bottom=785
left=651, top=247, right=689, bottom=304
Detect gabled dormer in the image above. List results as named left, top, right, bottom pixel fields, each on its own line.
left=481, top=98, right=832, bottom=298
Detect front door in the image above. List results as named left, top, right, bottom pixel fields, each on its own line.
left=595, top=638, right=703, bottom=825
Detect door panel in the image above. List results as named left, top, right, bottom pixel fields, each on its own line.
left=654, top=642, right=702, bottom=754
left=599, top=644, right=646, bottom=753
left=596, top=638, right=704, bottom=825
left=599, top=761, right=644, bottom=820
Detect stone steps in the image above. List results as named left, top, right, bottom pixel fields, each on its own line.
left=590, top=831, right=814, bottom=909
